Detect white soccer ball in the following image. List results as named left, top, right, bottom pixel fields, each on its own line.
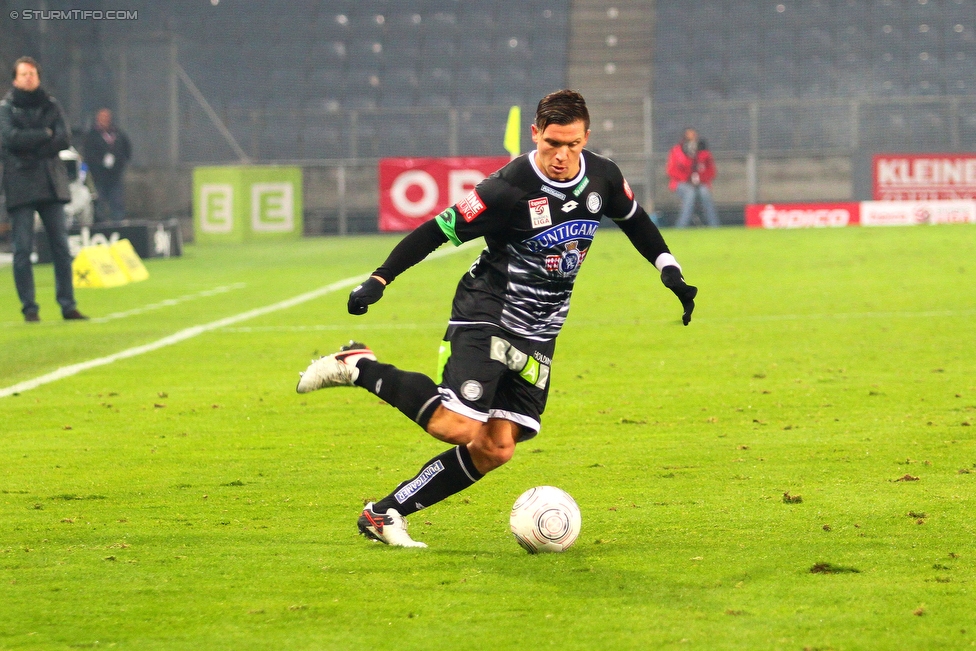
left=510, top=486, right=581, bottom=553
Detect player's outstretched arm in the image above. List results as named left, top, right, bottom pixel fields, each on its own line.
left=347, top=219, right=449, bottom=315
left=614, top=210, right=698, bottom=325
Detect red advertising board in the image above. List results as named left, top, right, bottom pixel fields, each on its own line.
left=873, top=154, right=976, bottom=200
left=745, top=202, right=861, bottom=229
left=378, top=156, right=510, bottom=232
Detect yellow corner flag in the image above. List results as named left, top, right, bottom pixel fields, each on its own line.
left=504, top=105, right=521, bottom=159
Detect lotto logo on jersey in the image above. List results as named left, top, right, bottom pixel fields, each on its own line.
left=623, top=178, right=634, bottom=200
left=528, top=197, right=553, bottom=228
left=458, top=191, right=487, bottom=222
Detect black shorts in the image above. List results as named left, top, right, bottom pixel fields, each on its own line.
left=436, top=324, right=555, bottom=441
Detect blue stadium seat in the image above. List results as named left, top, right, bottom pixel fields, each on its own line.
left=529, top=64, right=565, bottom=95
left=458, top=7, right=495, bottom=35
left=302, top=114, right=349, bottom=158
left=453, top=36, right=491, bottom=70
left=259, top=110, right=303, bottom=160
left=761, top=54, right=797, bottom=99
left=495, top=3, right=535, bottom=32
left=831, top=69, right=871, bottom=97
left=943, top=21, right=976, bottom=57
left=797, top=55, right=833, bottom=97
left=345, top=12, right=386, bottom=40
left=267, top=69, right=305, bottom=104
left=420, top=38, right=457, bottom=64
left=959, top=103, right=976, bottom=144
left=944, top=51, right=976, bottom=94
left=380, top=66, right=419, bottom=107
left=310, top=40, right=348, bottom=68
left=691, top=0, right=725, bottom=27
left=457, top=110, right=501, bottom=155
left=347, top=38, right=385, bottom=68
left=903, top=21, right=942, bottom=54
left=765, top=27, right=795, bottom=57
left=834, top=24, right=871, bottom=56
left=796, top=0, right=834, bottom=28
left=377, top=121, right=418, bottom=157
left=416, top=120, right=452, bottom=156
left=344, top=69, right=380, bottom=109
left=455, top=66, right=492, bottom=106
left=870, top=0, right=913, bottom=27
left=424, top=9, right=459, bottom=37
left=906, top=50, right=943, bottom=95
left=697, top=58, right=726, bottom=100
left=491, top=88, right=528, bottom=110
left=907, top=109, right=952, bottom=149
left=798, top=26, right=834, bottom=55
left=727, top=59, right=760, bottom=99
left=307, top=67, right=346, bottom=99
left=382, top=36, right=422, bottom=66
left=758, top=107, right=798, bottom=151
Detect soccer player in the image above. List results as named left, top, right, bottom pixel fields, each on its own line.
left=297, top=90, right=697, bottom=547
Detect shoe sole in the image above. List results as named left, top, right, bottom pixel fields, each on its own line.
left=357, top=516, right=384, bottom=543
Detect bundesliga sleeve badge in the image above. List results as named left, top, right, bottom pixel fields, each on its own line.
left=528, top=196, right=553, bottom=228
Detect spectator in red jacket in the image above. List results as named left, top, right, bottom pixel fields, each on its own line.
left=666, top=128, right=719, bottom=228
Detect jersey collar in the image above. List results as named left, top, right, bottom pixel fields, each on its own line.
left=528, top=149, right=587, bottom=189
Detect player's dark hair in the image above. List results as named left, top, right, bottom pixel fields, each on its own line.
left=12, top=56, right=40, bottom=80
left=535, top=89, right=590, bottom=132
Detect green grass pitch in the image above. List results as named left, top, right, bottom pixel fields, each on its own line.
left=0, top=224, right=974, bottom=650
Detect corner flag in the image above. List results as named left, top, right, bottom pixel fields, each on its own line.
left=504, top=105, right=521, bottom=159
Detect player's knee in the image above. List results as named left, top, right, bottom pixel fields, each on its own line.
left=468, top=435, right=515, bottom=474
left=425, top=406, right=482, bottom=445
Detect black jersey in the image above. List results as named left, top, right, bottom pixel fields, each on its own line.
left=433, top=149, right=641, bottom=341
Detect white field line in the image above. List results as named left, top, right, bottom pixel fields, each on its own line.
left=221, top=322, right=445, bottom=333
left=0, top=240, right=480, bottom=398
left=215, top=307, right=976, bottom=334
left=90, top=283, right=248, bottom=323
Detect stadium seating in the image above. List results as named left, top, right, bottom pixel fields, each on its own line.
left=22, top=0, right=568, bottom=162
left=653, top=0, right=973, bottom=152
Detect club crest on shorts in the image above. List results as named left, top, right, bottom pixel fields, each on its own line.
left=586, top=192, right=602, bottom=214
left=528, top=197, right=553, bottom=228
left=460, top=380, right=484, bottom=401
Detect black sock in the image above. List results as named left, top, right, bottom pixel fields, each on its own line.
left=354, top=359, right=441, bottom=429
left=374, top=445, right=484, bottom=516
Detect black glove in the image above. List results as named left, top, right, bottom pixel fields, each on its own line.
left=660, top=265, right=697, bottom=326
left=347, top=276, right=386, bottom=315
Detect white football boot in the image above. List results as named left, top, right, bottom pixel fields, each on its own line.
left=296, top=341, right=376, bottom=393
left=357, top=503, right=428, bottom=548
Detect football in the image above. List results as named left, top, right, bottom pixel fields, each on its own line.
left=509, top=486, right=581, bottom=553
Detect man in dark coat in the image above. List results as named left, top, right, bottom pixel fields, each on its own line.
left=83, top=108, right=131, bottom=223
left=0, top=56, right=87, bottom=321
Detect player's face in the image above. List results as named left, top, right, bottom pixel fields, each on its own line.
left=13, top=63, right=40, bottom=92
left=532, top=120, right=589, bottom=181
